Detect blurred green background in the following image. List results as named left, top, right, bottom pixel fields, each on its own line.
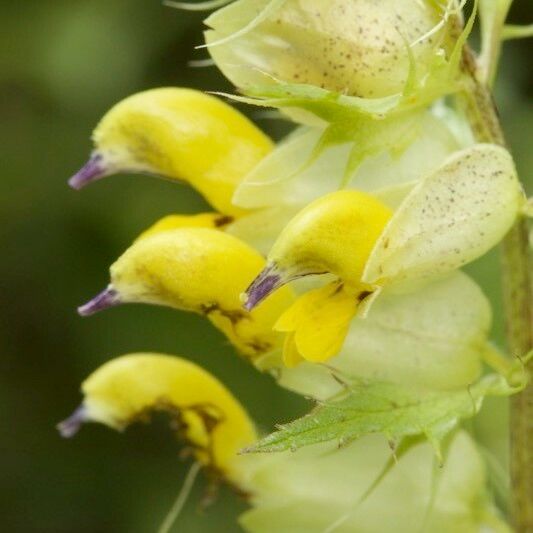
left=0, top=1, right=531, bottom=531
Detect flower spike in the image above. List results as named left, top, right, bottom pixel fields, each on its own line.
left=69, top=88, right=273, bottom=216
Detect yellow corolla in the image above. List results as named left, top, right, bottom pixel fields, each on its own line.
left=244, top=190, right=392, bottom=366
left=68, top=88, right=273, bottom=216
left=276, top=282, right=363, bottom=368
left=134, top=212, right=233, bottom=241
left=78, top=227, right=294, bottom=359
left=58, top=353, right=257, bottom=484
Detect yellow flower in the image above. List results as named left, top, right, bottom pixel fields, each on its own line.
left=68, top=88, right=273, bottom=216
left=244, top=144, right=522, bottom=366
left=58, top=353, right=257, bottom=484
left=276, top=282, right=361, bottom=367
left=79, top=225, right=294, bottom=359
left=244, top=189, right=392, bottom=364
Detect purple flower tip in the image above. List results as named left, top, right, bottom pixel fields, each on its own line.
left=68, top=153, right=107, bottom=190
left=244, top=265, right=284, bottom=311
left=78, top=286, right=120, bottom=317
left=57, top=405, right=87, bottom=438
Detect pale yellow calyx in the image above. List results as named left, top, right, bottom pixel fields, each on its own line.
left=71, top=88, right=273, bottom=216
left=107, top=228, right=294, bottom=358
left=276, top=282, right=369, bottom=367
left=59, top=354, right=257, bottom=483
left=362, top=144, right=524, bottom=285
left=206, top=0, right=449, bottom=98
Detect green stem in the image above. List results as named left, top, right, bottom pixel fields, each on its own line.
left=460, top=45, right=533, bottom=531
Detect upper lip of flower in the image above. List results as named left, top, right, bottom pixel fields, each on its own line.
left=77, top=286, right=121, bottom=316
left=68, top=152, right=108, bottom=190
left=243, top=264, right=286, bottom=311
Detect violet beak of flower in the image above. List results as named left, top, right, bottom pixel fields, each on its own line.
left=68, top=153, right=109, bottom=190
left=57, top=405, right=88, bottom=438
left=78, top=286, right=121, bottom=317
left=243, top=264, right=284, bottom=311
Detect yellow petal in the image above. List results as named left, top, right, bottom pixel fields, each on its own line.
left=70, top=88, right=273, bottom=216
left=282, top=333, right=305, bottom=369
left=244, top=190, right=391, bottom=310
left=135, top=212, right=233, bottom=241
left=269, top=190, right=392, bottom=283
left=276, top=283, right=360, bottom=364
left=80, top=228, right=295, bottom=359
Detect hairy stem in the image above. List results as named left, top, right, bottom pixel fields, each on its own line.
left=461, top=45, right=533, bottom=531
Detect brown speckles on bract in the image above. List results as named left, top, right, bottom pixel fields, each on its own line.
left=363, top=144, right=524, bottom=284
left=205, top=0, right=449, bottom=98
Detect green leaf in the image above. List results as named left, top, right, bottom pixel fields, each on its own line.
left=246, top=359, right=530, bottom=460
